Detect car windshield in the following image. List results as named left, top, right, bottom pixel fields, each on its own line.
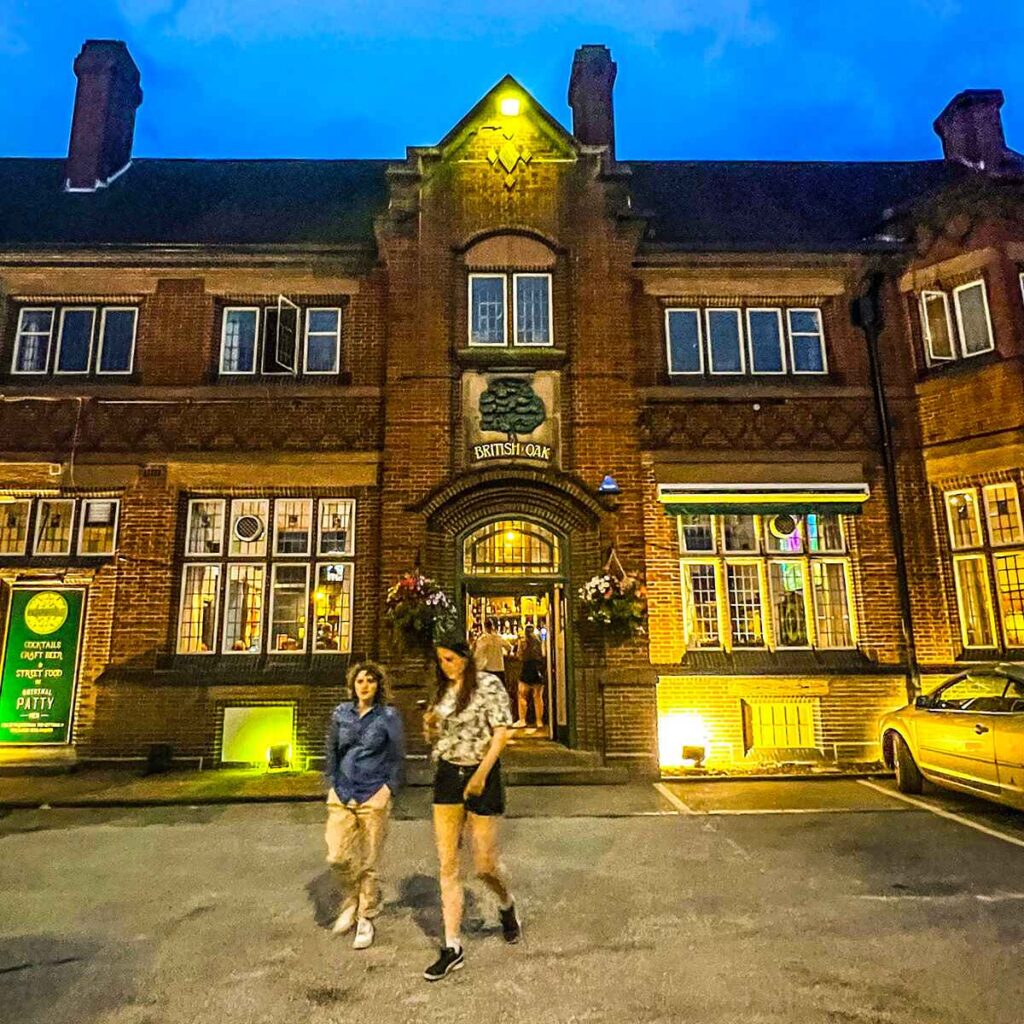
left=928, top=673, right=1007, bottom=711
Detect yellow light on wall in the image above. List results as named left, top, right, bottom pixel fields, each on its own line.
left=658, top=711, right=711, bottom=768
left=500, top=97, right=521, bottom=116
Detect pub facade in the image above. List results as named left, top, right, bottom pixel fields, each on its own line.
left=1, top=41, right=1022, bottom=773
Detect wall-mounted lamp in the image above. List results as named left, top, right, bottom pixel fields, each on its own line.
left=597, top=475, right=620, bottom=496
left=500, top=97, right=521, bottom=116
left=266, top=744, right=292, bottom=771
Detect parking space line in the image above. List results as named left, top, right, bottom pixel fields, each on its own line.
left=857, top=779, right=1024, bottom=850
left=653, top=783, right=694, bottom=814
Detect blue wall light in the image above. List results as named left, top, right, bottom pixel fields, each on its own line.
left=598, top=475, right=620, bottom=495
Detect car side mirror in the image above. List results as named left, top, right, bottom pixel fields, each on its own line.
left=914, top=695, right=932, bottom=710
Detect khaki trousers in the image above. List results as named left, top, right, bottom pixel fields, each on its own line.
left=325, top=788, right=391, bottom=919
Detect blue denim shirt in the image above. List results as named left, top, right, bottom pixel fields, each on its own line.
left=325, top=702, right=405, bottom=804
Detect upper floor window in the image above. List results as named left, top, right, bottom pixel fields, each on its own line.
left=0, top=495, right=120, bottom=557
left=219, top=305, right=342, bottom=376
left=12, top=305, right=137, bottom=376
left=919, top=280, right=994, bottom=366
left=665, top=305, right=826, bottom=377
left=469, top=274, right=552, bottom=348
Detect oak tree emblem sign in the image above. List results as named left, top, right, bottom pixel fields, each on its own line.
left=479, top=377, right=546, bottom=441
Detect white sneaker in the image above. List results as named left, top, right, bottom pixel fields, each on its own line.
left=332, top=903, right=357, bottom=935
left=353, top=918, right=374, bottom=950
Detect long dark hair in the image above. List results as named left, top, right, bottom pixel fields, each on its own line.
left=432, top=648, right=478, bottom=716
left=346, top=661, right=389, bottom=705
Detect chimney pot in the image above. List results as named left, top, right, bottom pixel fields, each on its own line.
left=933, top=89, right=1011, bottom=171
left=568, top=44, right=617, bottom=159
left=65, top=39, right=143, bottom=192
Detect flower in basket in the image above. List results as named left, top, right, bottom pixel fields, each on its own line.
left=384, top=572, right=456, bottom=651
left=577, top=572, right=647, bottom=641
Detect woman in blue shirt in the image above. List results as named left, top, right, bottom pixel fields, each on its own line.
left=324, top=662, right=405, bottom=950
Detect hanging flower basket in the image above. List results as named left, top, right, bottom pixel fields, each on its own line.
left=577, top=571, right=647, bottom=642
left=384, top=571, right=456, bottom=653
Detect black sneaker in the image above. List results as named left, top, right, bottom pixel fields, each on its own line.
left=499, top=903, right=521, bottom=944
left=423, top=945, right=465, bottom=981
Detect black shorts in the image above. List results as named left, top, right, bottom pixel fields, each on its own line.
left=432, top=758, right=505, bottom=816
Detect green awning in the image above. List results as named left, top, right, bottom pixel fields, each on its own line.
left=657, top=482, right=870, bottom=517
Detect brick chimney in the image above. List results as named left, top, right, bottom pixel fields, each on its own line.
left=65, top=40, right=143, bottom=192
left=568, top=44, right=617, bottom=158
left=933, top=89, right=1021, bottom=173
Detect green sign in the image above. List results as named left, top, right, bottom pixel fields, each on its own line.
left=0, top=588, right=85, bottom=745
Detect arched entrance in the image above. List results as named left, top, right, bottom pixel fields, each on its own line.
left=460, top=518, right=568, bottom=743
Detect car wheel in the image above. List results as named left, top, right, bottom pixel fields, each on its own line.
left=893, top=734, right=924, bottom=795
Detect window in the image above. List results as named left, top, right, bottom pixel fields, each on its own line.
left=919, top=280, right=994, bottom=365
left=176, top=496, right=356, bottom=655
left=463, top=520, right=561, bottom=575
left=219, top=304, right=342, bottom=377
left=468, top=274, right=552, bottom=348
left=33, top=499, right=74, bottom=556
left=944, top=482, right=1024, bottom=650
left=0, top=495, right=120, bottom=558
left=12, top=305, right=136, bottom=376
left=664, top=304, right=826, bottom=377
left=77, top=499, right=119, bottom=556
left=678, top=512, right=856, bottom=651
left=0, top=500, right=31, bottom=556
left=746, top=701, right=816, bottom=749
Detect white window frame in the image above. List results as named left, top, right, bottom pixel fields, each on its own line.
left=273, top=498, right=314, bottom=558
left=512, top=273, right=554, bottom=348
left=314, top=561, right=354, bottom=654
left=679, top=557, right=726, bottom=651
left=665, top=308, right=704, bottom=376
left=951, top=552, right=998, bottom=650
left=952, top=280, right=995, bottom=359
left=176, top=563, right=222, bottom=655
left=268, top=562, right=310, bottom=655
left=806, top=513, right=845, bottom=554
left=219, top=307, right=260, bottom=375
left=745, top=307, right=787, bottom=375
left=32, top=498, right=75, bottom=556
left=96, top=307, right=138, bottom=375
left=786, top=308, right=829, bottom=375
left=767, top=558, right=813, bottom=650
left=221, top=562, right=266, bottom=655
left=677, top=513, right=717, bottom=555
left=12, top=307, right=55, bottom=376
left=54, top=307, right=97, bottom=376
left=809, top=557, right=858, bottom=650
left=76, top=498, right=120, bottom=556
left=303, top=307, right=342, bottom=375
left=722, top=557, right=768, bottom=650
left=920, top=290, right=955, bottom=365
left=982, top=483, right=1024, bottom=548
left=0, top=498, right=32, bottom=557
left=705, top=308, right=746, bottom=376
left=945, top=488, right=983, bottom=551
left=318, top=498, right=356, bottom=557
left=228, top=498, right=270, bottom=558
left=185, top=498, right=226, bottom=558
left=467, top=274, right=508, bottom=347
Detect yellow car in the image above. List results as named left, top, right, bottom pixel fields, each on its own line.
left=880, top=664, right=1024, bottom=810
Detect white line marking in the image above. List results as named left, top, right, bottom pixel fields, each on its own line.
left=698, top=806, right=894, bottom=816
left=854, top=892, right=1024, bottom=903
left=857, top=779, right=1024, bottom=850
left=653, top=783, right=695, bottom=814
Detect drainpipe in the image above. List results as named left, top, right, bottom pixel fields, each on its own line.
left=852, top=273, right=921, bottom=701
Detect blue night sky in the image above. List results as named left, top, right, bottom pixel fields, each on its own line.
left=1, top=0, right=1020, bottom=162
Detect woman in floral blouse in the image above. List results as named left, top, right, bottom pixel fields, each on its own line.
left=421, top=635, right=520, bottom=981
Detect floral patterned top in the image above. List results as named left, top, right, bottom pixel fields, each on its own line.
left=433, top=671, right=513, bottom=765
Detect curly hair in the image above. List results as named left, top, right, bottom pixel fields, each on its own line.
left=346, top=661, right=390, bottom=705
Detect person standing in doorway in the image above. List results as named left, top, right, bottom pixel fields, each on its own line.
left=472, top=617, right=511, bottom=713
left=515, top=624, right=546, bottom=732
left=324, top=662, right=405, bottom=950
left=422, top=636, right=521, bottom=981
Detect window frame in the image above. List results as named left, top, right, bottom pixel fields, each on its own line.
left=313, top=560, right=354, bottom=654
left=665, top=307, right=705, bottom=376
left=945, top=488, right=983, bottom=551
left=176, top=562, right=222, bottom=655
left=12, top=307, right=56, bottom=376
left=303, top=307, right=342, bottom=375
left=219, top=307, right=261, bottom=376
left=767, top=559, right=813, bottom=650
left=952, top=279, right=995, bottom=359
left=920, top=290, right=955, bottom=365
left=54, top=307, right=97, bottom=376
left=951, top=552, right=998, bottom=650
left=679, top=556, right=726, bottom=651
left=786, top=308, right=829, bottom=375
left=185, top=498, right=226, bottom=558
left=32, top=498, right=75, bottom=556
left=745, top=307, right=787, bottom=376
left=318, top=498, right=356, bottom=558
left=272, top=498, right=314, bottom=558
left=467, top=273, right=508, bottom=348
left=0, top=498, right=32, bottom=557
left=268, top=562, right=310, bottom=655
left=705, top=308, right=746, bottom=376
left=982, top=483, right=1024, bottom=548
left=993, top=550, right=1024, bottom=649
left=809, top=557, right=858, bottom=650
left=76, top=498, right=120, bottom=557
left=97, top=306, right=138, bottom=376
left=511, top=273, right=554, bottom=348
left=221, top=561, right=267, bottom=655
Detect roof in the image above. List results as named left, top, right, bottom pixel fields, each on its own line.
left=0, top=154, right=966, bottom=252
left=628, top=159, right=964, bottom=250
left=0, top=158, right=391, bottom=247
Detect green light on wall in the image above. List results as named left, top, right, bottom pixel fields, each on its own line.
left=221, top=705, right=295, bottom=767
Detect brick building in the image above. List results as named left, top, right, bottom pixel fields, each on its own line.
left=1, top=41, right=1022, bottom=773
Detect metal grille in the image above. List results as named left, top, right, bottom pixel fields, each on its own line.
left=953, top=555, right=995, bottom=648
left=34, top=499, right=74, bottom=555
left=726, top=563, right=764, bottom=646
left=811, top=561, right=853, bottom=648
left=464, top=519, right=560, bottom=575
left=681, top=562, right=720, bottom=647
left=187, top=500, right=225, bottom=556
left=177, top=564, right=221, bottom=654
left=269, top=563, right=309, bottom=653
left=750, top=701, right=815, bottom=748
left=471, top=277, right=505, bottom=344
left=994, top=552, right=1024, bottom=647
left=223, top=564, right=265, bottom=653
left=314, top=563, right=353, bottom=653
left=515, top=275, right=550, bottom=345
left=0, top=500, right=30, bottom=555
left=274, top=499, right=312, bottom=556
left=983, top=484, right=1023, bottom=546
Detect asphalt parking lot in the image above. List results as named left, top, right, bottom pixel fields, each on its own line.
left=2, top=778, right=1023, bottom=1024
